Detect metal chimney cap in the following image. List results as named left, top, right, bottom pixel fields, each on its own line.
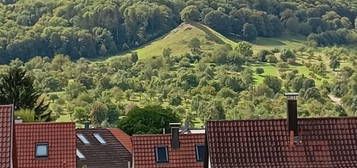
left=284, top=93, right=299, bottom=96
left=169, top=123, right=181, bottom=127
left=15, top=116, right=23, bottom=124
left=285, top=93, right=299, bottom=100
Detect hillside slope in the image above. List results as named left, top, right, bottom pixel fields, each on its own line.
left=107, top=22, right=308, bottom=61
left=106, top=23, right=231, bottom=61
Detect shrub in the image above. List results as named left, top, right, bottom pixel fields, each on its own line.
left=271, top=48, right=280, bottom=53
left=280, top=49, right=296, bottom=62
left=277, top=62, right=289, bottom=68
left=267, top=55, right=278, bottom=63
left=255, top=68, right=265, bottom=74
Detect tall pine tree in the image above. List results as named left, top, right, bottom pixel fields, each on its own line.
left=0, top=67, right=50, bottom=121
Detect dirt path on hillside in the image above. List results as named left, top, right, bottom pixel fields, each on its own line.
left=328, top=94, right=342, bottom=105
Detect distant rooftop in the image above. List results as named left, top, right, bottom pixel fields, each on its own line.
left=15, top=122, right=76, bottom=168
left=132, top=133, right=205, bottom=168
left=206, top=117, right=357, bottom=168
left=0, top=105, right=14, bottom=168
left=76, top=128, right=132, bottom=168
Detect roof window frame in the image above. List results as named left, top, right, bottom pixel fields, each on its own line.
left=35, top=143, right=49, bottom=158
left=77, top=133, right=90, bottom=145
left=195, top=144, right=205, bottom=162
left=155, top=146, right=169, bottom=163
left=76, top=148, right=86, bottom=159
left=93, top=133, right=107, bottom=144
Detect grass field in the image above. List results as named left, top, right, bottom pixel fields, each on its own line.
left=252, top=35, right=306, bottom=51
left=104, top=23, right=309, bottom=62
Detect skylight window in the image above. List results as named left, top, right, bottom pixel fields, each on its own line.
left=195, top=145, right=205, bottom=162
left=155, top=146, right=168, bottom=163
left=77, top=133, right=90, bottom=144
left=76, top=149, right=85, bottom=159
left=93, top=133, right=106, bottom=144
left=35, top=143, right=48, bottom=158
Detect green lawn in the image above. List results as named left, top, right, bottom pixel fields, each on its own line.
left=251, top=64, right=279, bottom=84
left=251, top=63, right=335, bottom=86
left=103, top=23, right=308, bottom=63
left=105, top=22, right=234, bottom=62
left=252, top=35, right=306, bottom=51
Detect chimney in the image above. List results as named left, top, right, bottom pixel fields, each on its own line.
left=285, top=93, right=300, bottom=146
left=15, top=117, right=23, bottom=124
left=84, top=121, right=90, bottom=129
left=170, top=123, right=181, bottom=149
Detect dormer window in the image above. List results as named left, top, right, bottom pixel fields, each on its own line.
left=35, top=143, right=48, bottom=158
left=93, top=133, right=106, bottom=144
left=155, top=146, right=168, bottom=163
left=195, top=145, right=205, bottom=162
left=77, top=133, right=90, bottom=144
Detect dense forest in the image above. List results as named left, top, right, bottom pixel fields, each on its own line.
left=1, top=0, right=357, bottom=63
left=0, top=0, right=356, bottom=131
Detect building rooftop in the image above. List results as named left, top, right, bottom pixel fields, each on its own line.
left=15, top=122, right=76, bottom=168
left=108, top=128, right=133, bottom=153
left=76, top=128, right=132, bottom=168
left=132, top=133, right=205, bottom=168
left=206, top=117, right=357, bottom=168
left=0, top=105, right=14, bottom=168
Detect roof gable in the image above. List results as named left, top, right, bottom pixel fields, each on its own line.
left=15, top=122, right=76, bottom=168
left=0, top=105, right=13, bottom=168
left=132, top=133, right=205, bottom=168
left=207, top=117, right=357, bottom=168
left=76, top=129, right=132, bottom=168
left=108, top=128, right=133, bottom=153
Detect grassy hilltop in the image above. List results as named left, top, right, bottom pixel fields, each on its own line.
left=105, top=22, right=347, bottom=86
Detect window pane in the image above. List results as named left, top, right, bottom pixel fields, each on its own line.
left=196, top=145, right=205, bottom=162
left=76, top=149, right=85, bottom=159
left=36, top=144, right=48, bottom=157
left=77, top=133, right=90, bottom=144
left=93, top=133, right=106, bottom=144
left=155, top=147, right=168, bottom=163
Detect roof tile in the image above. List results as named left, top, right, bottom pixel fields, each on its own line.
left=0, top=105, right=13, bottom=168
left=207, top=117, right=357, bottom=168
left=76, top=129, right=132, bottom=168
left=132, top=133, right=204, bottom=168
left=15, top=122, right=76, bottom=168
left=108, top=128, right=133, bottom=153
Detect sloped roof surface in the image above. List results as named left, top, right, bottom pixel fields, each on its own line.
left=132, top=133, right=205, bottom=168
left=76, top=128, right=132, bottom=168
left=108, top=128, right=133, bottom=153
left=207, top=117, right=357, bottom=168
left=0, top=105, right=13, bottom=168
left=15, top=122, right=76, bottom=168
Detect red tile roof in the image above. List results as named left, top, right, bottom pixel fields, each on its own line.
left=0, top=105, right=13, bottom=168
left=108, top=128, right=133, bottom=153
left=76, top=128, right=132, bottom=168
left=132, top=133, right=205, bottom=168
left=206, top=117, right=357, bottom=168
left=15, top=122, right=76, bottom=168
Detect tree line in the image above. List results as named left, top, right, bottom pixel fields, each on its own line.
left=1, top=0, right=357, bottom=63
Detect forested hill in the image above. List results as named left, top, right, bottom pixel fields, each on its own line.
left=1, top=0, right=357, bottom=63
